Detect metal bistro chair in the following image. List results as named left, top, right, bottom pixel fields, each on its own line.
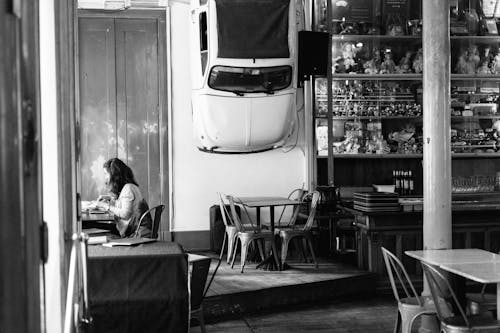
left=188, top=254, right=212, bottom=333
left=218, top=193, right=260, bottom=264
left=134, top=204, right=165, bottom=239
left=421, top=261, right=500, bottom=333
left=275, top=191, right=320, bottom=269
left=226, top=195, right=279, bottom=273
left=217, top=193, right=239, bottom=264
left=381, top=247, right=438, bottom=333
left=275, top=188, right=306, bottom=228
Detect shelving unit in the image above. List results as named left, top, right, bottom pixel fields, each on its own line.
left=313, top=0, right=500, bottom=194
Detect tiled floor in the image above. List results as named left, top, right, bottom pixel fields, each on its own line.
left=191, top=295, right=426, bottom=333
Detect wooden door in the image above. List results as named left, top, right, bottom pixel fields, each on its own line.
left=0, top=1, right=43, bottom=332
left=78, top=18, right=117, bottom=197
left=78, top=12, right=167, bottom=231
left=115, top=18, right=161, bottom=204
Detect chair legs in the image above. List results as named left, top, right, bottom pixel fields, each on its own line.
left=191, top=305, right=206, bottom=333
left=198, top=306, right=206, bottom=333
left=230, top=235, right=279, bottom=273
left=400, top=310, right=414, bottom=333
left=305, top=234, right=318, bottom=269
left=281, top=235, right=291, bottom=267
left=240, top=237, right=251, bottom=273
left=219, top=232, right=227, bottom=260
left=393, top=311, right=401, bottom=333
left=257, top=239, right=266, bottom=261
left=270, top=238, right=280, bottom=270
left=281, top=234, right=318, bottom=269
left=226, top=229, right=237, bottom=264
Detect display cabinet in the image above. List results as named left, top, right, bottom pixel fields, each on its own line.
left=314, top=0, right=500, bottom=195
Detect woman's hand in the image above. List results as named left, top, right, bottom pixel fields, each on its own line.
left=97, top=194, right=112, bottom=203
left=95, top=200, right=110, bottom=212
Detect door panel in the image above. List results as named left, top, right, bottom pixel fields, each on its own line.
left=79, top=18, right=117, bottom=199
left=115, top=19, right=161, bottom=205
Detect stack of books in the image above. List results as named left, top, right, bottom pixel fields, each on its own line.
left=353, top=192, right=400, bottom=212
left=83, top=228, right=112, bottom=245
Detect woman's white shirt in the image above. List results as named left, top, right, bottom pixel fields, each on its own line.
left=109, top=183, right=144, bottom=237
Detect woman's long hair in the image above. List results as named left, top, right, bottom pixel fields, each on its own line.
left=104, top=158, right=138, bottom=196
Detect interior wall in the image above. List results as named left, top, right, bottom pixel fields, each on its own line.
left=40, top=1, right=63, bottom=332
left=169, top=1, right=307, bottom=233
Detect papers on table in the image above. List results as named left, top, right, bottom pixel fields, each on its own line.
left=102, top=238, right=156, bottom=247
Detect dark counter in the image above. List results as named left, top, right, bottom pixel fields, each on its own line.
left=341, top=205, right=500, bottom=276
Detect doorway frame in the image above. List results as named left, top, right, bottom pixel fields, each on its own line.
left=75, top=8, right=171, bottom=240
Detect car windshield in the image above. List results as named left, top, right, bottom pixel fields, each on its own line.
left=208, top=65, right=292, bottom=94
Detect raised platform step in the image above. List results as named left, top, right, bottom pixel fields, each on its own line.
left=199, top=253, right=377, bottom=321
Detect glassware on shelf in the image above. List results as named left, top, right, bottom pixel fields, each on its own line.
left=452, top=175, right=495, bottom=193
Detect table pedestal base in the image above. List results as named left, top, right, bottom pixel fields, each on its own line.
left=256, top=253, right=281, bottom=271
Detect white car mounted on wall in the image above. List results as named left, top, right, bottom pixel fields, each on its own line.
left=190, top=0, right=299, bottom=153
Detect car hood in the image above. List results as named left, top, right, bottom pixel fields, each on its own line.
left=194, top=92, right=295, bottom=152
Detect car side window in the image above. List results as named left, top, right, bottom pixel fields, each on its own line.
left=199, top=11, right=208, bottom=75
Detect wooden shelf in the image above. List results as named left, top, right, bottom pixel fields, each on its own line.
left=451, top=152, right=500, bottom=158
left=331, top=74, right=423, bottom=81
left=317, top=154, right=422, bottom=159
left=317, top=153, right=500, bottom=159
left=451, top=74, right=500, bottom=81
left=332, top=35, right=422, bottom=42
left=326, top=74, right=500, bottom=81
left=450, top=35, right=500, bottom=42
left=451, top=115, right=500, bottom=120
left=329, top=35, right=500, bottom=42
left=316, top=115, right=421, bottom=120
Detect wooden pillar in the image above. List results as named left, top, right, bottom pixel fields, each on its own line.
left=420, top=1, right=451, bottom=332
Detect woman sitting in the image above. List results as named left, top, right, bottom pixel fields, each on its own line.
left=96, top=158, right=152, bottom=238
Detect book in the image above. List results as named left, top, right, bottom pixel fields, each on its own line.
left=83, top=228, right=110, bottom=236
left=88, top=235, right=109, bottom=245
left=102, top=237, right=156, bottom=247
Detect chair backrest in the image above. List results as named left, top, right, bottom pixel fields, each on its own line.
left=136, top=204, right=164, bottom=239
left=421, top=261, right=469, bottom=327
left=226, top=195, right=245, bottom=232
left=303, top=191, right=321, bottom=231
left=217, top=192, right=233, bottom=228
left=150, top=204, right=165, bottom=239
left=381, top=247, right=422, bottom=305
left=189, top=257, right=212, bottom=311
left=277, top=188, right=306, bottom=227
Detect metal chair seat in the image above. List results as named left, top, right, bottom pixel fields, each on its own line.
left=442, top=313, right=499, bottom=332
left=467, top=291, right=497, bottom=316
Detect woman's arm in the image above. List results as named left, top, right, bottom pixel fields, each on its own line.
left=108, top=185, right=135, bottom=220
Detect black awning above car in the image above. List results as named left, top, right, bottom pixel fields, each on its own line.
left=215, top=0, right=290, bottom=59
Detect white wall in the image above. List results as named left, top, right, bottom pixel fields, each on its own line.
left=40, top=2, right=63, bottom=332
left=169, top=1, right=307, bottom=231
